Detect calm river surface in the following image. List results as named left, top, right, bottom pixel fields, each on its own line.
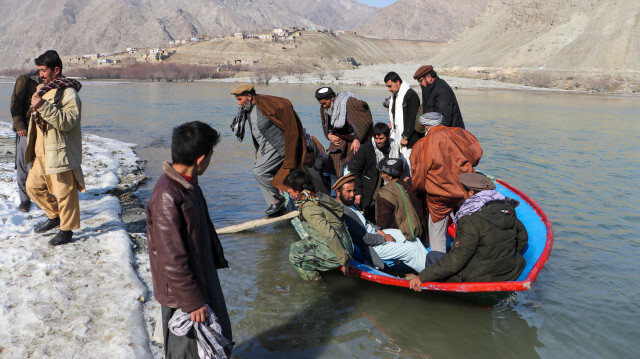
left=1, top=80, right=639, bottom=358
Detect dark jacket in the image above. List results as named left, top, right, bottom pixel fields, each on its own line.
left=418, top=198, right=528, bottom=283
left=421, top=77, right=465, bottom=128
left=348, top=140, right=381, bottom=208
left=399, top=87, right=422, bottom=148
left=10, top=74, right=38, bottom=132
left=147, top=162, right=231, bottom=340
left=341, top=204, right=385, bottom=269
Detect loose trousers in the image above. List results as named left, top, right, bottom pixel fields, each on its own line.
left=15, top=134, right=31, bottom=203
left=253, top=146, right=284, bottom=206
left=289, top=236, right=343, bottom=281
left=26, top=156, right=81, bottom=231
left=428, top=213, right=448, bottom=253
left=373, top=228, right=428, bottom=273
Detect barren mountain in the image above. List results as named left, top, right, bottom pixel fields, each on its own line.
left=356, top=0, right=492, bottom=41
left=0, top=0, right=377, bottom=70
left=430, top=0, right=640, bottom=71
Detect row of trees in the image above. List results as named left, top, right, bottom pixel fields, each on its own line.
left=252, top=66, right=345, bottom=84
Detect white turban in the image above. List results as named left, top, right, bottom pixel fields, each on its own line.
left=419, top=112, right=444, bottom=126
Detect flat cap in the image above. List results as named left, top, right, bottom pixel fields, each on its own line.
left=378, top=158, right=404, bottom=178
left=413, top=65, right=433, bottom=79
left=332, top=173, right=355, bottom=191
left=459, top=173, right=496, bottom=191
left=230, top=83, right=255, bottom=95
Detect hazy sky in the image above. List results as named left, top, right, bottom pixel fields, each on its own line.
left=358, top=0, right=396, bottom=7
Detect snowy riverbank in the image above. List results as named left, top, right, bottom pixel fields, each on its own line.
left=0, top=122, right=161, bottom=358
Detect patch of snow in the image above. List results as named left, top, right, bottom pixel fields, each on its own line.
left=0, top=122, right=157, bottom=357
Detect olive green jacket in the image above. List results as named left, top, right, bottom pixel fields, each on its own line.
left=25, top=86, right=83, bottom=175
left=299, top=192, right=353, bottom=265
left=419, top=198, right=528, bottom=283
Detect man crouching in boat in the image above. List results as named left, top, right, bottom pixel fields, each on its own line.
left=409, top=173, right=528, bottom=291
left=334, top=173, right=428, bottom=274
left=284, top=169, right=353, bottom=281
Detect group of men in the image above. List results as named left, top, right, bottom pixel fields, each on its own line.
left=8, top=56, right=527, bottom=358
left=10, top=50, right=84, bottom=246
left=226, top=64, right=527, bottom=293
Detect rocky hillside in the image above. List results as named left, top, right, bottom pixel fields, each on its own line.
left=165, top=31, right=445, bottom=70
left=356, top=0, right=492, bottom=41
left=0, top=0, right=377, bottom=70
left=430, top=0, right=640, bottom=71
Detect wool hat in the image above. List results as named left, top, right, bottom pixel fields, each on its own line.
left=378, top=158, right=404, bottom=178
left=419, top=112, right=444, bottom=126
left=230, top=83, right=255, bottom=95
left=413, top=65, right=434, bottom=80
left=332, top=173, right=355, bottom=191
left=459, top=173, right=496, bottom=191
left=315, top=86, right=335, bottom=100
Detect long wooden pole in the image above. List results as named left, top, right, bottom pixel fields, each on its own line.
left=216, top=211, right=299, bottom=234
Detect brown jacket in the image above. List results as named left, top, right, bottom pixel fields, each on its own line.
left=146, top=162, right=231, bottom=340
left=10, top=74, right=38, bottom=132
left=410, top=126, right=482, bottom=222
left=255, top=94, right=306, bottom=191
left=376, top=179, right=426, bottom=241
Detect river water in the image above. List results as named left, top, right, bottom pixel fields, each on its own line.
left=1, top=81, right=638, bottom=358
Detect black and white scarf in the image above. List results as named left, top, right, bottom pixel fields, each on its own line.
left=230, top=105, right=251, bottom=142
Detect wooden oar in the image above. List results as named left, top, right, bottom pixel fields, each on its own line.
left=216, top=210, right=299, bottom=234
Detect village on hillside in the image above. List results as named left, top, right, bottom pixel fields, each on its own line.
left=64, top=26, right=356, bottom=70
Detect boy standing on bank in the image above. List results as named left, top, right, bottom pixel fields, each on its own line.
left=147, top=121, right=233, bottom=358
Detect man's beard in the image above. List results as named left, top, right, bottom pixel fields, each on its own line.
left=242, top=102, right=254, bottom=112
left=338, top=193, right=354, bottom=206
left=382, top=178, right=390, bottom=186
left=376, top=141, right=390, bottom=153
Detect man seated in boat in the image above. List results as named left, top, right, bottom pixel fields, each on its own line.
left=409, top=173, right=528, bottom=290
left=333, top=173, right=428, bottom=274
left=375, top=158, right=427, bottom=243
left=284, top=169, right=353, bottom=282
left=302, top=145, right=330, bottom=195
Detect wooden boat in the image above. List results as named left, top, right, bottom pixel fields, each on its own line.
left=346, top=178, right=553, bottom=295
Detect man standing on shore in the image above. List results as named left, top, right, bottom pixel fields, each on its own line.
left=25, top=50, right=84, bottom=246
left=147, top=121, right=233, bottom=357
left=230, top=84, right=306, bottom=216
left=10, top=71, right=38, bottom=212
left=413, top=65, right=465, bottom=128
left=384, top=71, right=421, bottom=162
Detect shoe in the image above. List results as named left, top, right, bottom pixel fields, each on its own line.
left=34, top=217, right=60, bottom=233
left=49, top=230, right=73, bottom=246
left=18, top=201, right=31, bottom=213
left=265, top=199, right=285, bottom=217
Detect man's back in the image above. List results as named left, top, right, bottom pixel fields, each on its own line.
left=418, top=198, right=528, bottom=283
left=422, top=77, right=465, bottom=128
left=410, top=126, right=482, bottom=199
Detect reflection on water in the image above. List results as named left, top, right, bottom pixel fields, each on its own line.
left=1, top=81, right=638, bottom=358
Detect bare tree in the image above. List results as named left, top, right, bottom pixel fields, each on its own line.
left=251, top=67, right=274, bottom=85
left=293, top=67, right=306, bottom=81
left=330, top=69, right=344, bottom=80
left=315, top=70, right=327, bottom=80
